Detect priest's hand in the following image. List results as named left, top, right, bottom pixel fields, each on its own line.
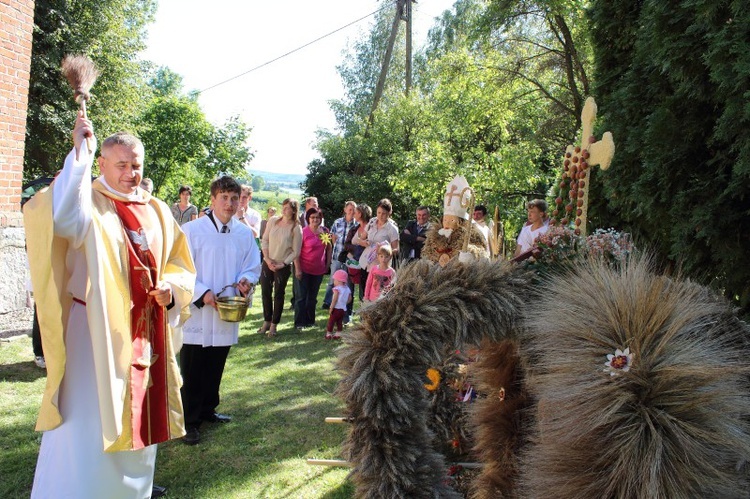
left=72, top=110, right=96, bottom=160
left=149, top=283, right=173, bottom=307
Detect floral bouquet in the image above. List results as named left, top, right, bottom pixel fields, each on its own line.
left=524, top=226, right=633, bottom=273
left=586, top=228, right=633, bottom=265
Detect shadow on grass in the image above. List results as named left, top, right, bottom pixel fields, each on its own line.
left=0, top=419, right=42, bottom=497
left=320, top=478, right=356, bottom=499
left=0, top=360, right=47, bottom=383
left=234, top=328, right=343, bottom=369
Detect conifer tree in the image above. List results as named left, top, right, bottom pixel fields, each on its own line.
left=589, top=0, right=750, bottom=312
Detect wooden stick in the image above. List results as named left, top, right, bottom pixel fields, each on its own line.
left=306, top=459, right=353, bottom=468
left=452, top=462, right=483, bottom=469
left=325, top=417, right=352, bottom=424
left=306, top=458, right=483, bottom=469
left=490, top=205, right=501, bottom=259
left=461, top=187, right=475, bottom=252
left=61, top=55, right=98, bottom=154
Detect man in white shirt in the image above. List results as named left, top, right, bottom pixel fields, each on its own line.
left=235, top=184, right=262, bottom=238
left=514, top=199, right=549, bottom=256
left=180, top=177, right=262, bottom=445
left=322, top=201, right=357, bottom=310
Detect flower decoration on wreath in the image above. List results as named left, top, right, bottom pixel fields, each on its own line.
left=604, top=347, right=634, bottom=376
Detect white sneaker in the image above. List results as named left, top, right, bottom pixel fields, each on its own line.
left=34, top=356, right=46, bottom=369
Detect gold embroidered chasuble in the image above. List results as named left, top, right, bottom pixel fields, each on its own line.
left=24, top=179, right=196, bottom=452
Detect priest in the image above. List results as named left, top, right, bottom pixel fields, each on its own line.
left=24, top=111, right=196, bottom=497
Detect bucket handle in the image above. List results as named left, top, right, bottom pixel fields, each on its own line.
left=216, top=283, right=238, bottom=298
left=216, top=282, right=256, bottom=298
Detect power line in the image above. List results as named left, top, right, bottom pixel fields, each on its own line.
left=198, top=5, right=390, bottom=94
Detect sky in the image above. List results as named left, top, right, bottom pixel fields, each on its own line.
left=141, top=0, right=456, bottom=176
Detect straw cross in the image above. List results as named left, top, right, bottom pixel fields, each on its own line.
left=576, top=97, right=615, bottom=236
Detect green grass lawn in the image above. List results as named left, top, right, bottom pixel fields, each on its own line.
left=0, top=280, right=355, bottom=498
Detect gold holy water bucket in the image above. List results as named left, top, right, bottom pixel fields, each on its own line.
left=215, top=283, right=253, bottom=323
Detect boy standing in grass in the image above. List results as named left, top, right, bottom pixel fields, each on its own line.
left=326, top=269, right=351, bottom=340
left=180, top=176, right=261, bottom=445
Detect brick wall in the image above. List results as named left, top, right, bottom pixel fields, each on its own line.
left=0, top=0, right=34, bottom=228
left=0, top=0, right=34, bottom=313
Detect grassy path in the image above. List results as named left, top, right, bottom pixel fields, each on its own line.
left=0, top=282, right=355, bottom=498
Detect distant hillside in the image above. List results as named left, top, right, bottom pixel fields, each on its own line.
left=250, top=170, right=306, bottom=189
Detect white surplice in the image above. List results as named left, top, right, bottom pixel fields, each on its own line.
left=181, top=215, right=261, bottom=347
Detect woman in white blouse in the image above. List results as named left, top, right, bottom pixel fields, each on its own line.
left=354, top=198, right=399, bottom=272
left=259, top=198, right=302, bottom=337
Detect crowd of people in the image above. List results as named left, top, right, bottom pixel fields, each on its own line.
left=164, top=185, right=549, bottom=340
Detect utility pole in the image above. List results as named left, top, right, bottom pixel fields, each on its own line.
left=367, top=0, right=414, bottom=126
left=404, top=0, right=412, bottom=96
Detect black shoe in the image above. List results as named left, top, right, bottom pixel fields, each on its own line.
left=151, top=484, right=167, bottom=497
left=183, top=427, right=200, bottom=445
left=203, top=412, right=232, bottom=423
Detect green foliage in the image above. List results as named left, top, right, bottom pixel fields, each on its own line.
left=138, top=94, right=211, bottom=199
left=589, top=0, right=750, bottom=312
left=138, top=91, right=254, bottom=209
left=25, top=4, right=254, bottom=212
left=24, top=0, right=156, bottom=180
left=251, top=175, right=265, bottom=192
left=307, top=0, right=592, bottom=236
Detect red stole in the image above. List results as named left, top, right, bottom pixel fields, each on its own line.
left=113, top=199, right=168, bottom=449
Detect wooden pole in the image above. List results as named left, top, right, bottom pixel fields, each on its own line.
left=461, top=187, right=476, bottom=252
left=368, top=0, right=403, bottom=128
left=405, top=0, right=412, bottom=96
left=307, top=459, right=353, bottom=468
left=306, top=459, right=483, bottom=469
left=324, top=417, right=352, bottom=424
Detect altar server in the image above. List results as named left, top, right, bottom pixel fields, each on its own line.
left=179, top=176, right=261, bottom=445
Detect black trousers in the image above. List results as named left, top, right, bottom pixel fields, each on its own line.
left=260, top=261, right=292, bottom=324
left=32, top=305, right=43, bottom=357
left=180, top=344, right=231, bottom=429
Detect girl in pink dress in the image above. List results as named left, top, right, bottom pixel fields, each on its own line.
left=364, top=244, right=396, bottom=302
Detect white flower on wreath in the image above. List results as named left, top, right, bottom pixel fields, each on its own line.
left=603, top=347, right=633, bottom=376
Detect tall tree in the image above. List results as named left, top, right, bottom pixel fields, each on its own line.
left=25, top=0, right=156, bottom=180
left=137, top=68, right=253, bottom=207
left=589, top=0, right=750, bottom=312
left=137, top=93, right=211, bottom=197
left=196, top=115, right=254, bottom=207
left=308, top=0, right=588, bottom=242
left=474, top=0, right=592, bottom=124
